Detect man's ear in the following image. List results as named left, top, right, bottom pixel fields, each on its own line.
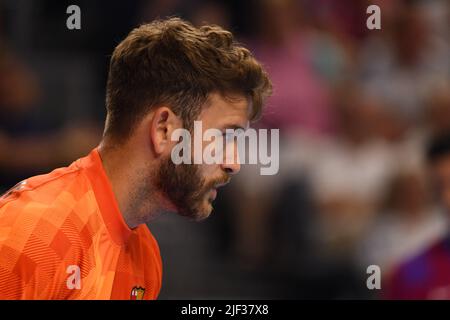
left=150, top=107, right=181, bottom=156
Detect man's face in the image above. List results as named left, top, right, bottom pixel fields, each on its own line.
left=157, top=93, right=249, bottom=220
left=431, top=154, right=450, bottom=210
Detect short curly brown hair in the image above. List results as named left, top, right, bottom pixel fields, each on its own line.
left=104, top=17, right=272, bottom=142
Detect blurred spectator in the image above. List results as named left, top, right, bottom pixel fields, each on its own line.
left=305, top=87, right=396, bottom=260
left=358, top=0, right=449, bottom=124
left=358, top=171, right=446, bottom=276
left=0, top=47, right=102, bottom=192
left=0, top=4, right=104, bottom=192
left=249, top=0, right=334, bottom=135
left=384, top=133, right=450, bottom=299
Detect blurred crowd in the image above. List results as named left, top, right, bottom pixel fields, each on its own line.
left=0, top=0, right=449, bottom=298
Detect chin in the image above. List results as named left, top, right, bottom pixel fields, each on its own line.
left=193, top=201, right=214, bottom=221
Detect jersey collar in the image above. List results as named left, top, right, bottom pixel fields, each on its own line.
left=77, top=148, right=132, bottom=245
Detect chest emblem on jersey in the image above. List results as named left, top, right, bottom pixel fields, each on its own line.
left=130, top=286, right=145, bottom=300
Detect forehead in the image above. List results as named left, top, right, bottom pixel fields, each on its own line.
left=198, top=92, right=251, bottom=129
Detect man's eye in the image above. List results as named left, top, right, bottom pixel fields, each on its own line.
left=223, top=132, right=236, bottom=142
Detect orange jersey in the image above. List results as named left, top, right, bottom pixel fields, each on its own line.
left=0, top=148, right=162, bottom=300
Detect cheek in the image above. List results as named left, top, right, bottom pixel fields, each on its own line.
left=199, top=163, right=217, bottom=178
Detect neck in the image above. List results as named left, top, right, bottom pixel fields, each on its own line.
left=97, top=141, right=169, bottom=229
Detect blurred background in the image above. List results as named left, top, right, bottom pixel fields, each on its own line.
left=0, top=0, right=449, bottom=299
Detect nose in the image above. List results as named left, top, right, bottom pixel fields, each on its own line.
left=221, top=161, right=241, bottom=175
left=221, top=141, right=241, bottom=175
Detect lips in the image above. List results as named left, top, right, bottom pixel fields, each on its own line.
left=214, top=180, right=230, bottom=189
left=210, top=188, right=217, bottom=201
left=207, top=179, right=230, bottom=202
left=210, top=181, right=229, bottom=201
